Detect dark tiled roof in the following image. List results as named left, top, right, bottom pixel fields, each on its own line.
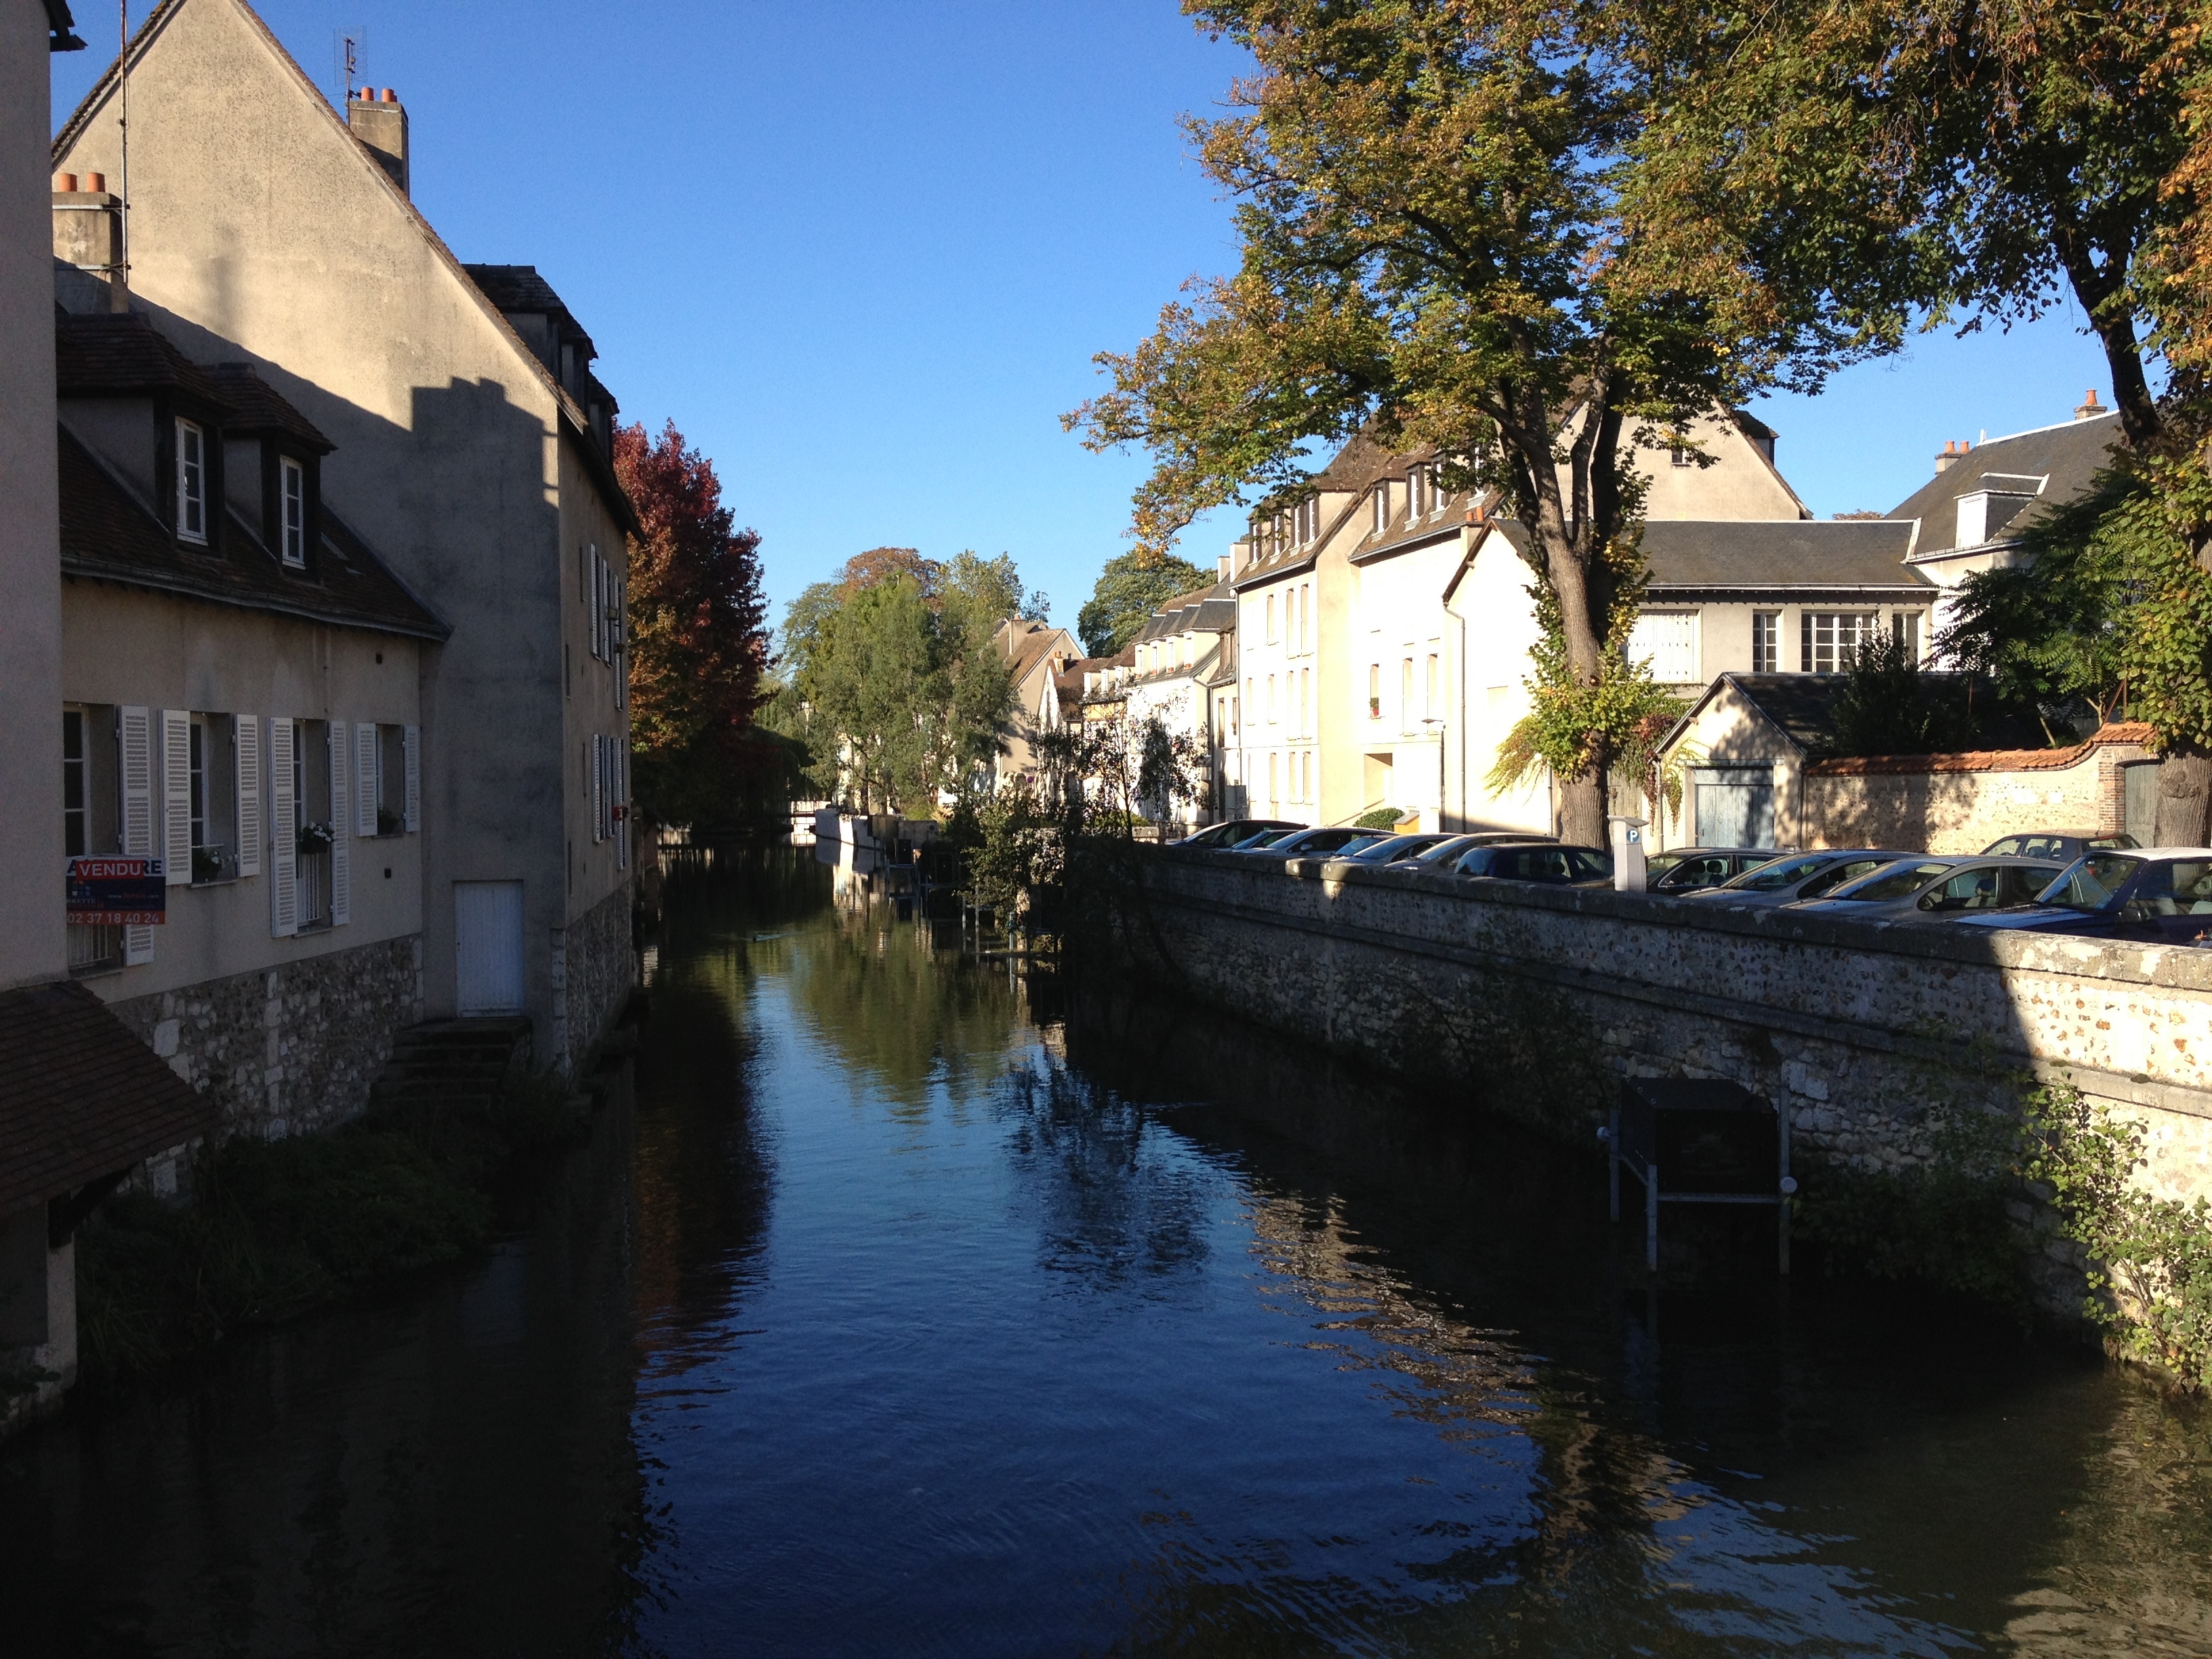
left=1001, top=621, right=1069, bottom=687
left=58, top=426, right=448, bottom=640
left=202, top=363, right=334, bottom=452
left=0, top=979, right=215, bottom=1212
left=1705, top=672, right=2047, bottom=755
left=462, top=262, right=598, bottom=358
left=1640, top=519, right=1929, bottom=593
left=56, top=312, right=233, bottom=409
left=1885, top=413, right=2125, bottom=552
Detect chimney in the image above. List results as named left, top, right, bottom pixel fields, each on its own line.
left=1933, top=438, right=1963, bottom=474
left=1216, top=554, right=1231, bottom=581
left=53, top=172, right=127, bottom=312
left=2075, top=388, right=2105, bottom=421
left=348, top=87, right=409, bottom=197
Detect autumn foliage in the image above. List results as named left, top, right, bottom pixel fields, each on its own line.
left=614, top=419, right=777, bottom=828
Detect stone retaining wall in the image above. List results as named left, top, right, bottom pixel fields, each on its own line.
left=552, top=882, right=634, bottom=1077
left=1136, top=853, right=2212, bottom=1216
left=105, top=933, right=424, bottom=1141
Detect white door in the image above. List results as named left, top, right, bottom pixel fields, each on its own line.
left=454, top=880, right=525, bottom=1015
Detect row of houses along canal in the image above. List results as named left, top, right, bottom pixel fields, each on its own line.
left=2, top=843, right=2209, bottom=1657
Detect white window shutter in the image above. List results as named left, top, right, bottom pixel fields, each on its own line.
left=328, top=722, right=351, bottom=926
left=403, top=724, right=421, bottom=832
left=616, top=742, right=628, bottom=870
left=354, top=722, right=380, bottom=838
left=234, top=713, right=262, bottom=877
left=119, top=706, right=155, bottom=964
left=161, top=709, right=192, bottom=885
left=592, top=735, right=605, bottom=842
left=269, top=717, right=298, bottom=937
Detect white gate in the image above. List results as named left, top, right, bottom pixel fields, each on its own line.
left=454, top=880, right=525, bottom=1016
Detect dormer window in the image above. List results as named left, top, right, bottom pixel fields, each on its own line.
left=1409, top=466, right=1429, bottom=517
left=176, top=418, right=207, bottom=543
left=279, top=455, right=307, bottom=568
left=1372, top=486, right=1388, bottom=536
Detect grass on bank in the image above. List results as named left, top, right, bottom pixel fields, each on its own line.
left=75, top=1078, right=592, bottom=1391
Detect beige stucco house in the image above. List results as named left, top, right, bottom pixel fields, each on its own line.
left=52, top=0, right=638, bottom=1074
left=991, top=617, right=1079, bottom=792
left=1124, top=581, right=1236, bottom=826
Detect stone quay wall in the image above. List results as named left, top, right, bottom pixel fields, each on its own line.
left=105, top=933, right=424, bottom=1143
left=552, top=882, right=636, bottom=1078
left=1135, top=852, right=2212, bottom=1210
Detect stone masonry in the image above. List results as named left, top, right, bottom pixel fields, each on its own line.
left=104, top=933, right=424, bottom=1141
left=552, top=882, right=635, bottom=1078
left=1136, top=853, right=2212, bottom=1213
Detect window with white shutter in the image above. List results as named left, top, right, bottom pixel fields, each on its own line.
left=1628, top=611, right=1700, bottom=684
left=161, top=709, right=192, bottom=886
left=119, top=706, right=155, bottom=964
left=402, top=724, right=421, bottom=832
left=354, top=722, right=380, bottom=838
left=175, top=419, right=207, bottom=543
left=234, top=714, right=262, bottom=876
left=269, top=718, right=298, bottom=937
left=328, top=722, right=351, bottom=926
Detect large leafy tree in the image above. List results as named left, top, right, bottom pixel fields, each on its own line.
left=614, top=419, right=773, bottom=828
left=1076, top=550, right=1211, bottom=657
left=1067, top=0, right=1879, bottom=844
left=781, top=549, right=1031, bottom=813
left=1654, top=0, right=2212, bottom=833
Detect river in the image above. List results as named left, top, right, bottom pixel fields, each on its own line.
left=3, top=848, right=2210, bottom=1656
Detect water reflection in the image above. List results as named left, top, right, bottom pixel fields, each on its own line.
left=1, top=849, right=2209, bottom=1657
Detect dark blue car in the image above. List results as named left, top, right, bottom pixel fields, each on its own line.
left=1957, top=850, right=2212, bottom=945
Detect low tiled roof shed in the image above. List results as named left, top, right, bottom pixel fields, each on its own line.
left=0, top=981, right=214, bottom=1221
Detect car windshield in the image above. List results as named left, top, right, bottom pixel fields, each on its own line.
left=1568, top=848, right=1614, bottom=880
left=1799, top=857, right=1904, bottom=899
left=1415, top=836, right=1480, bottom=863
left=2040, top=853, right=2143, bottom=911
left=1237, top=829, right=1292, bottom=849
left=1833, top=861, right=1951, bottom=902
left=1724, top=854, right=1832, bottom=892
left=2090, top=834, right=2139, bottom=851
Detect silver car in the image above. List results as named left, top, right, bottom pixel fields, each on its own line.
left=1784, top=855, right=2067, bottom=922
left=1332, top=832, right=1458, bottom=865
left=1677, top=849, right=1921, bottom=909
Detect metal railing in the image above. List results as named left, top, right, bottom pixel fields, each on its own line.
left=297, top=848, right=330, bottom=928
left=67, top=922, right=122, bottom=973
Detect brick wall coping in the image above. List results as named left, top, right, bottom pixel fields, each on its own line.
left=1805, top=722, right=2154, bottom=778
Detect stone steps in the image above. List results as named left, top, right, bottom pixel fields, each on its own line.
left=368, top=1016, right=532, bottom=1112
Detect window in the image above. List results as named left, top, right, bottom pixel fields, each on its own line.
left=1893, top=610, right=1922, bottom=661
left=1369, top=663, right=1381, bottom=718
left=176, top=418, right=207, bottom=543
left=1372, top=486, right=1388, bottom=536
left=279, top=455, right=306, bottom=567
left=63, top=710, right=87, bottom=857
left=1268, top=752, right=1279, bottom=803
left=1801, top=611, right=1879, bottom=673
left=1669, top=441, right=1694, bottom=468
left=1401, top=657, right=1414, bottom=726
left=188, top=720, right=207, bottom=855
left=1425, top=653, right=1438, bottom=718
left=1267, top=674, right=1277, bottom=724
left=1628, top=611, right=1698, bottom=684
left=1409, top=466, right=1428, bottom=516
left=1265, top=593, right=1277, bottom=643
left=377, top=724, right=407, bottom=834
left=1752, top=611, right=1780, bottom=674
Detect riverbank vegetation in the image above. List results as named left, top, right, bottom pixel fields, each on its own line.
left=73, top=1080, right=592, bottom=1392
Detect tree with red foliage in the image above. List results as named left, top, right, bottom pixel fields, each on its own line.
left=614, top=419, right=779, bottom=827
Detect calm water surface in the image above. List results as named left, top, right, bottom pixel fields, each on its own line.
left=5, top=850, right=2211, bottom=1656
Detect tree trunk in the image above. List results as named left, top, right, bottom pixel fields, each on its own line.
left=2153, top=748, right=2212, bottom=848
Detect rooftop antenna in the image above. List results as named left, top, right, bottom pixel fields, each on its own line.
left=335, top=26, right=365, bottom=102
left=116, top=0, right=129, bottom=302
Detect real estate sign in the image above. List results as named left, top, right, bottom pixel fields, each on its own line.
left=68, top=856, right=167, bottom=924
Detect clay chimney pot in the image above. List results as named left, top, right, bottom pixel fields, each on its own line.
left=382, top=87, right=396, bottom=102
left=81, top=171, right=104, bottom=193
left=53, top=171, right=78, bottom=192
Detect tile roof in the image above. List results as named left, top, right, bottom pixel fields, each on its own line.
left=1885, top=412, right=2125, bottom=552
left=1000, top=620, right=1071, bottom=687
left=1640, top=519, right=1930, bottom=593
left=58, top=425, right=448, bottom=640
left=56, top=310, right=233, bottom=409
left=0, top=979, right=216, bottom=1213
left=1685, top=672, right=2049, bottom=756
left=462, top=263, right=598, bottom=359
left=201, top=363, right=334, bottom=452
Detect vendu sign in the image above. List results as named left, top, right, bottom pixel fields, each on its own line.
left=67, top=856, right=166, bottom=925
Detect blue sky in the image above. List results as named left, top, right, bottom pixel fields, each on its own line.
left=56, top=1, right=2118, bottom=636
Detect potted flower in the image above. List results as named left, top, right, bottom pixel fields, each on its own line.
left=296, top=821, right=334, bottom=857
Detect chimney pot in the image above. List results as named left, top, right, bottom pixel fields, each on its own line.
left=53, top=171, right=77, bottom=192
left=382, top=87, right=396, bottom=102
left=2076, top=388, right=2104, bottom=420
left=81, top=171, right=104, bottom=193
left=1934, top=439, right=1959, bottom=475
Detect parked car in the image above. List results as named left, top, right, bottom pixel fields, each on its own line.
left=1784, top=855, right=2066, bottom=922
left=1178, top=819, right=1300, bottom=849
left=1454, top=843, right=1614, bottom=886
left=1955, top=849, right=2212, bottom=945
left=1677, top=849, right=1922, bottom=908
left=1645, top=847, right=1793, bottom=894
left=1225, top=825, right=1304, bottom=851
left=1233, top=825, right=1377, bottom=861
left=1980, top=832, right=2139, bottom=861
left=1410, top=831, right=1559, bottom=865
left=1331, top=832, right=1459, bottom=865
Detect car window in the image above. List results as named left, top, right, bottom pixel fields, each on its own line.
left=2090, top=834, right=2139, bottom=851
left=1418, top=836, right=1479, bottom=863
left=1727, top=854, right=1828, bottom=892
left=2043, top=854, right=2142, bottom=912
left=1796, top=857, right=1890, bottom=898
left=1568, top=848, right=1614, bottom=881
left=1983, top=836, right=2024, bottom=857
left=2020, top=837, right=2064, bottom=860
left=2175, top=861, right=2212, bottom=913
left=1840, top=862, right=1950, bottom=901
left=1999, top=864, right=2062, bottom=905
left=1505, top=848, right=1571, bottom=881
left=1660, top=854, right=1732, bottom=888
left=2121, top=863, right=2179, bottom=920
left=1920, top=865, right=2002, bottom=912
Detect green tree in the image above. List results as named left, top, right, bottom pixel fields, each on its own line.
left=1065, top=0, right=1879, bottom=844
left=1075, top=550, right=1210, bottom=657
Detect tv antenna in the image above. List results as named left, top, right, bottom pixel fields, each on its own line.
left=334, top=26, right=366, bottom=101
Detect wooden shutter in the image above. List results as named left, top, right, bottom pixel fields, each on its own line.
left=403, top=724, right=421, bottom=832
left=354, top=722, right=380, bottom=838
left=161, top=709, right=192, bottom=885
left=269, top=717, right=297, bottom=937
left=119, top=706, right=155, bottom=964
left=234, top=714, right=262, bottom=876
left=592, top=549, right=607, bottom=661
left=615, top=741, right=628, bottom=870
left=591, top=735, right=604, bottom=842
left=328, top=722, right=351, bottom=926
